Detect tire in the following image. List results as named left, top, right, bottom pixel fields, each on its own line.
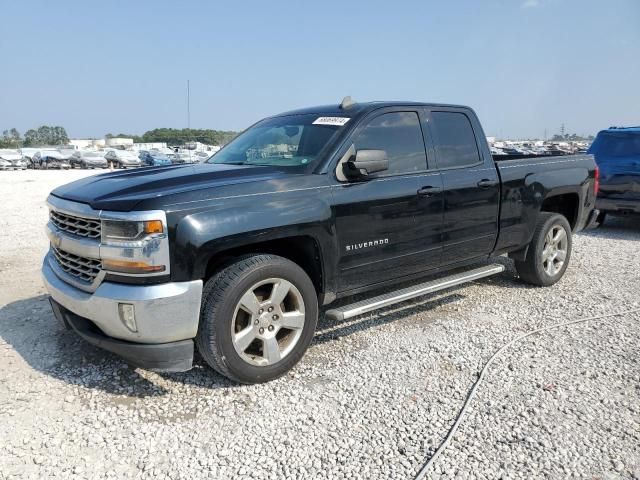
left=196, top=254, right=318, bottom=384
left=515, top=212, right=572, bottom=287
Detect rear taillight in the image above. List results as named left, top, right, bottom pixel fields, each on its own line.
left=594, top=166, right=600, bottom=195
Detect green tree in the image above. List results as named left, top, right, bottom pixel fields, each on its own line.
left=106, top=132, right=143, bottom=142
left=140, top=128, right=237, bottom=146
left=0, top=128, right=21, bottom=148
left=22, top=125, right=69, bottom=146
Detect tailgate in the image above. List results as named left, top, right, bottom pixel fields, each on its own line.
left=599, top=156, right=640, bottom=201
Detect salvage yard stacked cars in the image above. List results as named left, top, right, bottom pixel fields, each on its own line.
left=0, top=145, right=214, bottom=171
left=0, top=149, right=28, bottom=170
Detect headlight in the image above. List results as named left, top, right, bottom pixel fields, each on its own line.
left=101, top=220, right=163, bottom=242
left=100, top=215, right=169, bottom=276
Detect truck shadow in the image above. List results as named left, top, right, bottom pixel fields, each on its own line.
left=578, top=215, right=640, bottom=240
left=0, top=295, right=236, bottom=397
left=0, top=267, right=518, bottom=397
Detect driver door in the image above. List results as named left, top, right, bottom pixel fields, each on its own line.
left=330, top=109, right=444, bottom=293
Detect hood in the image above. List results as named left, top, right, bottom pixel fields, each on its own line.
left=50, top=163, right=292, bottom=211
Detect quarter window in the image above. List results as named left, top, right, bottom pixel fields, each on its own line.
left=353, top=111, right=427, bottom=176
left=430, top=111, right=481, bottom=168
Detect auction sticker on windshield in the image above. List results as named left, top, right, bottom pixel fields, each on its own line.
left=312, top=117, right=350, bottom=126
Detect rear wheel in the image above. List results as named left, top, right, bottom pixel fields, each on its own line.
left=515, top=212, right=572, bottom=286
left=196, top=254, right=318, bottom=384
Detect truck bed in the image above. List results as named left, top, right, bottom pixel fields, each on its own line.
left=492, top=153, right=596, bottom=255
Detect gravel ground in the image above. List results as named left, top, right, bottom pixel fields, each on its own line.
left=1, top=170, right=639, bottom=480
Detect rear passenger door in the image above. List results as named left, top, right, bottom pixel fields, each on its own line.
left=424, top=108, right=500, bottom=265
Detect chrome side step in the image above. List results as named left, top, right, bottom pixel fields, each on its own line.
left=324, top=264, right=505, bottom=321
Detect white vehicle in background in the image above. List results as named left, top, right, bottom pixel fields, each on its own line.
left=192, top=151, right=210, bottom=162
left=31, top=149, right=72, bottom=169
left=70, top=150, right=109, bottom=169
left=104, top=149, right=142, bottom=168
left=0, top=149, right=28, bottom=170
left=168, top=151, right=200, bottom=164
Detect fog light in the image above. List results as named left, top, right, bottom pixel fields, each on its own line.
left=118, top=303, right=137, bottom=332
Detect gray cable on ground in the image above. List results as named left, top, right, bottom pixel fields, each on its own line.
left=415, top=307, right=640, bottom=479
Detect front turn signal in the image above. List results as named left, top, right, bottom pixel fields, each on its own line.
left=103, top=259, right=166, bottom=274
left=144, top=220, right=164, bottom=234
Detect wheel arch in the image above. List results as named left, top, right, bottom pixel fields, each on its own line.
left=202, top=235, right=326, bottom=299
left=540, top=192, right=580, bottom=230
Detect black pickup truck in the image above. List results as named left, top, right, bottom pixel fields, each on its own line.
left=43, top=99, right=599, bottom=383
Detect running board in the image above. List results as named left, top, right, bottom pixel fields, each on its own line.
left=324, top=264, right=505, bottom=321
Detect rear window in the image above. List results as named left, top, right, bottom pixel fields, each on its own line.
left=588, top=132, right=640, bottom=157
left=430, top=112, right=481, bottom=169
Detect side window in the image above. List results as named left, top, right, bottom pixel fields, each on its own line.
left=353, top=111, right=427, bottom=176
left=430, top=111, right=481, bottom=169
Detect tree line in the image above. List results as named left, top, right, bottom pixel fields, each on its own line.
left=106, top=128, right=238, bottom=146
left=1, top=126, right=238, bottom=149
left=1, top=126, right=70, bottom=148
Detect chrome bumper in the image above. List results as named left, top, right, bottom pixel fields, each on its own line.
left=42, top=253, right=203, bottom=344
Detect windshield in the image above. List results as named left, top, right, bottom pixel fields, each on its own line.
left=208, top=114, right=345, bottom=167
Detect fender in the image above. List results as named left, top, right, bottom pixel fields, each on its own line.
left=495, top=159, right=593, bottom=253
left=170, top=186, right=337, bottom=293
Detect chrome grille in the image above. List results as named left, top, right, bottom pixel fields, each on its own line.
left=52, top=247, right=102, bottom=283
left=49, top=210, right=101, bottom=239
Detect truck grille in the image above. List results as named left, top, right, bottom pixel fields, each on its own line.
left=49, top=210, right=101, bottom=239
left=52, top=247, right=102, bottom=283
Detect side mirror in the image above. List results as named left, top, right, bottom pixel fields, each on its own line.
left=344, top=149, right=389, bottom=178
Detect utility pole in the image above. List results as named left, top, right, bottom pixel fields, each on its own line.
left=187, top=80, right=191, bottom=162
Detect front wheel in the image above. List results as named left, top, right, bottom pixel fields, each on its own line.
left=196, top=254, right=318, bottom=384
left=515, top=212, right=572, bottom=286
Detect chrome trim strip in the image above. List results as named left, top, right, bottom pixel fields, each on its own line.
left=325, top=264, right=506, bottom=321
left=46, top=223, right=101, bottom=259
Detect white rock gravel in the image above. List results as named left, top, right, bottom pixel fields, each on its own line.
left=1, top=170, right=639, bottom=479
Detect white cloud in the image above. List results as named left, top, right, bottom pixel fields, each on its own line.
left=521, top=0, right=540, bottom=8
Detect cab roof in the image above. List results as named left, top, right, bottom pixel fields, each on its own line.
left=275, top=100, right=470, bottom=118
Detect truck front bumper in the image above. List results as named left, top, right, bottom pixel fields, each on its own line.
left=42, top=255, right=202, bottom=372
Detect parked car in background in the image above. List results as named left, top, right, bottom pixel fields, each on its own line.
left=104, top=150, right=142, bottom=168
left=0, top=149, right=28, bottom=170
left=0, top=158, right=12, bottom=170
left=168, top=152, right=199, bottom=164
left=588, top=126, right=640, bottom=224
left=32, top=149, right=71, bottom=169
left=70, top=150, right=108, bottom=169
left=192, top=151, right=210, bottom=162
left=139, top=150, right=172, bottom=167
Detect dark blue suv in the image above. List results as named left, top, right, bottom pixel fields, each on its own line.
left=139, top=150, right=172, bottom=167
left=588, top=127, right=640, bottom=223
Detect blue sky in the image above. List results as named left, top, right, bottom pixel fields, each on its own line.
left=1, top=0, right=638, bottom=139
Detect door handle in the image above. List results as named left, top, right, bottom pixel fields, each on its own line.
left=417, top=186, right=441, bottom=197
left=477, top=179, right=498, bottom=188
